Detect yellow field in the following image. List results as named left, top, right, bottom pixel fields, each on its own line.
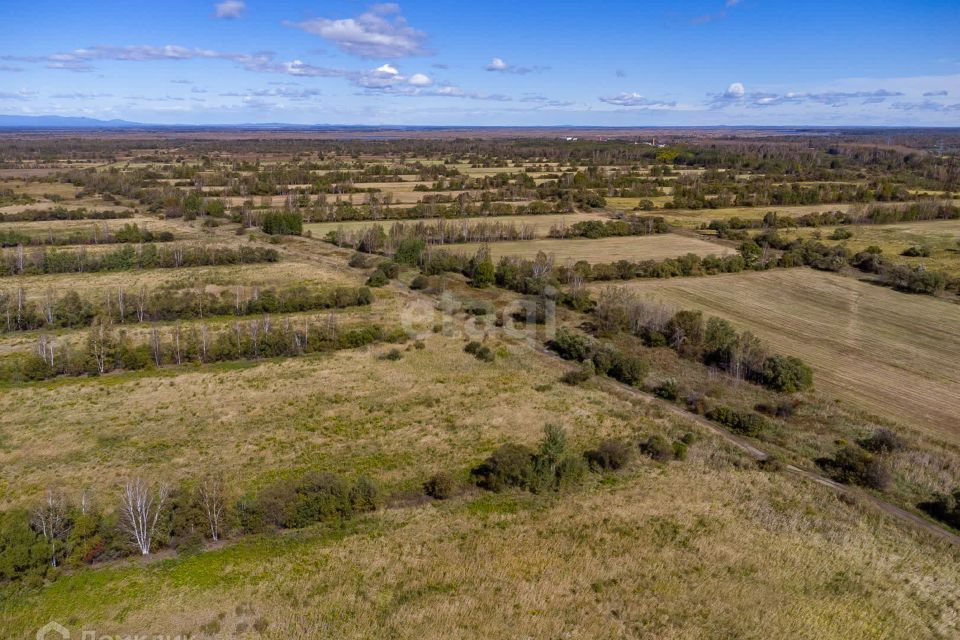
left=605, top=201, right=960, bottom=229
left=450, top=234, right=735, bottom=263
left=305, top=212, right=609, bottom=239
left=597, top=269, right=960, bottom=438
left=775, top=219, right=960, bottom=277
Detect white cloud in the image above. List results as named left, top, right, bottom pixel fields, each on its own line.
left=376, top=63, right=399, bottom=75
left=485, top=57, right=544, bottom=75
left=599, top=92, right=677, bottom=109
left=710, top=86, right=905, bottom=108
left=408, top=73, right=432, bottom=86
left=214, top=0, right=245, bottom=19
left=725, top=82, right=745, bottom=98
left=285, top=4, right=427, bottom=58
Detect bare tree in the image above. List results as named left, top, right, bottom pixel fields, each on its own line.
left=119, top=478, right=169, bottom=555
left=198, top=475, right=227, bottom=542
left=31, top=489, right=69, bottom=567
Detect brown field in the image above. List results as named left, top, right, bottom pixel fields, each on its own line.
left=450, top=234, right=735, bottom=263
left=604, top=200, right=960, bottom=229
left=596, top=269, right=960, bottom=438
left=773, top=219, right=960, bottom=277
left=305, top=212, right=610, bottom=239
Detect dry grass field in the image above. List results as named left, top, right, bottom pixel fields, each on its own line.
left=2, top=133, right=960, bottom=640
left=450, top=234, right=734, bottom=263
left=774, top=220, right=960, bottom=277
left=3, top=448, right=958, bottom=639
left=597, top=269, right=960, bottom=439
left=604, top=201, right=960, bottom=229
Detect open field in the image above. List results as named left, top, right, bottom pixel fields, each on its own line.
left=449, top=234, right=734, bottom=263
left=1, top=130, right=960, bottom=639
left=305, top=212, right=610, bottom=239
left=773, top=219, right=960, bottom=277
left=605, top=201, right=960, bottom=229
left=4, top=449, right=959, bottom=639
left=597, top=269, right=960, bottom=439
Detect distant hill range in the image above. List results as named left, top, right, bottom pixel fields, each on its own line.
left=0, top=115, right=147, bottom=128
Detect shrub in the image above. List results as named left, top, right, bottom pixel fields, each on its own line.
left=0, top=510, right=50, bottom=584
left=380, top=348, right=403, bottom=361
left=706, top=406, right=769, bottom=437
left=349, top=252, right=372, bottom=268
left=394, top=238, right=426, bottom=266
left=829, top=227, right=853, bottom=240
left=561, top=361, right=595, bottom=385
left=584, top=439, right=633, bottom=471
left=654, top=379, right=679, bottom=401
left=609, top=352, right=648, bottom=387
left=758, top=455, right=785, bottom=472
left=366, top=270, right=389, bottom=287
left=349, top=477, right=380, bottom=513
left=859, top=428, right=905, bottom=454
left=672, top=441, right=688, bottom=461
left=548, top=327, right=595, bottom=362
left=641, top=435, right=674, bottom=462
left=379, top=261, right=401, bottom=279
left=260, top=211, right=303, bottom=236
left=423, top=472, right=456, bottom=500
left=825, top=445, right=891, bottom=491
left=919, top=490, right=960, bottom=529
left=902, top=245, right=931, bottom=257
left=472, top=443, right=535, bottom=491
left=762, top=355, right=813, bottom=392
left=464, top=341, right=494, bottom=362
left=410, top=274, right=429, bottom=290
left=554, top=455, right=588, bottom=490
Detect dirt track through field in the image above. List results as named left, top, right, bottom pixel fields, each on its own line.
left=532, top=344, right=960, bottom=547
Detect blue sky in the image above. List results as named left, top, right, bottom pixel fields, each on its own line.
left=1, top=0, right=958, bottom=125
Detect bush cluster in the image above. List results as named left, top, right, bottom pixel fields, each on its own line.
left=548, top=327, right=648, bottom=388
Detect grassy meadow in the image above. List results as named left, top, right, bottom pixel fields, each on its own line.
left=595, top=268, right=960, bottom=440
left=449, top=234, right=734, bottom=263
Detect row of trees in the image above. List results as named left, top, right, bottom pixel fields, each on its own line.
left=1, top=284, right=372, bottom=332
left=547, top=216, right=670, bottom=239
left=5, top=316, right=401, bottom=382
left=0, top=469, right=376, bottom=587
left=706, top=201, right=960, bottom=236
left=0, top=207, right=135, bottom=223
left=0, top=244, right=279, bottom=277
left=593, top=289, right=813, bottom=393
left=0, top=223, right=173, bottom=248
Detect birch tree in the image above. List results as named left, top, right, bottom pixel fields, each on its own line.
left=119, top=478, right=169, bottom=555
left=31, top=489, right=69, bottom=567
left=198, top=475, right=227, bottom=542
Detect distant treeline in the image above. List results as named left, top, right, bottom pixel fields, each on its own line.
left=4, top=316, right=404, bottom=383
left=0, top=207, right=135, bottom=223
left=1, top=284, right=372, bottom=332
left=327, top=219, right=538, bottom=252
left=0, top=223, right=173, bottom=248
left=547, top=216, right=670, bottom=239
left=706, top=201, right=960, bottom=238
left=328, top=215, right=670, bottom=253
left=0, top=244, right=279, bottom=277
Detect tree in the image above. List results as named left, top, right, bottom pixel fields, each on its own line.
left=762, top=355, right=813, bottom=392
left=471, top=249, right=495, bottom=288
left=198, top=475, right=228, bottom=542
left=119, top=478, right=169, bottom=555
left=30, top=489, right=69, bottom=567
